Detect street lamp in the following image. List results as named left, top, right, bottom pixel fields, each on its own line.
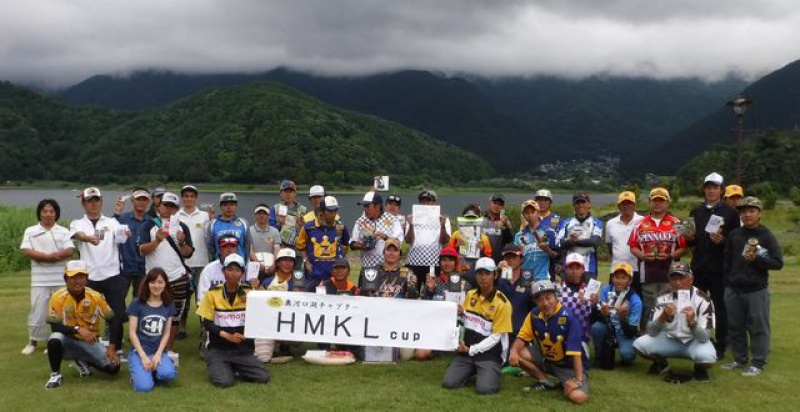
left=726, top=95, right=752, bottom=182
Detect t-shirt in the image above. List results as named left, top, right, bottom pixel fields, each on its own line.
left=604, top=213, right=643, bottom=269
left=69, top=215, right=122, bottom=281
left=178, top=208, right=210, bottom=268
left=20, top=223, right=73, bottom=287
left=350, top=212, right=404, bottom=267
left=247, top=224, right=281, bottom=257
left=127, top=299, right=175, bottom=354
left=138, top=217, right=194, bottom=281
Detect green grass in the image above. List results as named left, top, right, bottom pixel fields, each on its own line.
left=1, top=264, right=799, bottom=411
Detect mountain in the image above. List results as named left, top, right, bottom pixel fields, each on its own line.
left=55, top=69, right=746, bottom=174
left=1, top=80, right=492, bottom=185
left=624, top=59, right=800, bottom=175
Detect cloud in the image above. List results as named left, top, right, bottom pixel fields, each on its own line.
left=1, top=0, right=799, bottom=87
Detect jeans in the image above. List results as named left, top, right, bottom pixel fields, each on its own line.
left=590, top=321, right=635, bottom=364
left=129, top=350, right=177, bottom=392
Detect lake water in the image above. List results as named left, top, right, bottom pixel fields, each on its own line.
left=0, top=188, right=617, bottom=225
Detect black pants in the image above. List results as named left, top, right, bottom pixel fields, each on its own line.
left=695, top=275, right=727, bottom=354
left=88, top=275, right=127, bottom=349
left=204, top=349, right=270, bottom=388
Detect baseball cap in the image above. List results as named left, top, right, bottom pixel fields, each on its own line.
left=649, top=187, right=671, bottom=201
left=219, top=192, right=238, bottom=204
left=64, top=260, right=89, bottom=277
left=521, top=199, right=540, bottom=212
left=254, top=204, right=270, bottom=214
left=386, top=195, right=402, bottom=205
left=180, top=185, right=198, bottom=195
left=309, top=185, right=325, bottom=198
left=439, top=247, right=459, bottom=259
left=474, top=257, right=497, bottom=272
left=532, top=280, right=558, bottom=299
left=572, top=192, right=590, bottom=203
left=668, top=261, right=693, bottom=277
left=565, top=252, right=586, bottom=268
left=384, top=237, right=402, bottom=250
left=218, top=235, right=239, bottom=247
left=276, top=248, right=297, bottom=261
left=703, top=172, right=724, bottom=186
left=534, top=189, right=553, bottom=200
left=357, top=191, right=383, bottom=206
left=737, top=196, right=762, bottom=210
left=161, top=192, right=179, bottom=206
left=617, top=191, right=636, bottom=205
left=223, top=253, right=245, bottom=269
left=332, top=257, right=350, bottom=268
left=321, top=196, right=340, bottom=211
left=81, top=187, right=102, bottom=200
left=132, top=189, right=150, bottom=199
left=725, top=185, right=744, bottom=198
left=151, top=186, right=166, bottom=197
left=502, top=244, right=522, bottom=256
left=611, top=261, right=633, bottom=277
left=463, top=209, right=480, bottom=218
left=279, top=180, right=297, bottom=191
left=489, top=193, right=506, bottom=203
left=418, top=190, right=437, bottom=201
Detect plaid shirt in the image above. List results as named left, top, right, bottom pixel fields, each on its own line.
left=558, top=281, right=592, bottom=342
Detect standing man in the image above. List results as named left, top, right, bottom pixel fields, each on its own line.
left=634, top=262, right=716, bottom=382
left=178, top=184, right=211, bottom=339
left=385, top=195, right=406, bottom=237
left=483, top=193, right=514, bottom=263
left=721, top=197, right=783, bottom=377
left=515, top=200, right=558, bottom=282
left=555, top=193, right=603, bottom=279
left=69, top=187, right=125, bottom=361
left=248, top=204, right=281, bottom=280
left=147, top=186, right=165, bottom=218
left=405, top=190, right=451, bottom=283
left=44, top=260, right=121, bottom=389
left=629, top=187, right=687, bottom=329
left=535, top=189, right=562, bottom=279
left=138, top=192, right=194, bottom=352
left=686, top=172, right=740, bottom=359
left=113, top=187, right=151, bottom=299
left=350, top=191, right=404, bottom=268
left=207, top=192, right=249, bottom=261
left=604, top=191, right=643, bottom=286
left=296, top=196, right=350, bottom=290
left=724, top=185, right=745, bottom=209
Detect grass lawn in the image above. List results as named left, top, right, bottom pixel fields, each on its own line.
left=1, top=262, right=799, bottom=411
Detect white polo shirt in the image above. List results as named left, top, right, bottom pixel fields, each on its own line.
left=178, top=207, right=210, bottom=268
left=69, top=215, right=122, bottom=281
left=20, top=223, right=74, bottom=287
left=605, top=212, right=643, bottom=269
left=196, top=260, right=260, bottom=303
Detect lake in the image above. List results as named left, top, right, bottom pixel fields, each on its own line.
left=0, top=188, right=617, bottom=226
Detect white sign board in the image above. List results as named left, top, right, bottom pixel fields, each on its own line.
left=245, top=291, right=459, bottom=350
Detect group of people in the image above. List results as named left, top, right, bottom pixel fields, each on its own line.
left=19, top=174, right=783, bottom=404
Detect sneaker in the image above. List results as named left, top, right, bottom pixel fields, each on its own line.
left=116, top=350, right=128, bottom=363
left=44, top=373, right=62, bottom=389
left=741, top=366, right=763, bottom=377
left=73, top=360, right=91, bottom=378
left=720, top=361, right=746, bottom=371
left=167, top=351, right=180, bottom=367
left=647, top=360, right=670, bottom=375
left=21, top=344, right=36, bottom=355
left=693, top=365, right=710, bottom=382
left=523, top=380, right=558, bottom=392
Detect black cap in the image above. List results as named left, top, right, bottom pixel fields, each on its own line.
left=332, top=257, right=350, bottom=268
left=501, top=244, right=522, bottom=256
left=572, top=192, right=591, bottom=203
left=489, top=193, right=506, bottom=203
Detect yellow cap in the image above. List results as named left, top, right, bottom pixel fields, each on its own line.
left=617, top=191, right=636, bottom=204
left=611, top=261, right=633, bottom=277
left=725, top=185, right=744, bottom=198
left=649, top=187, right=670, bottom=201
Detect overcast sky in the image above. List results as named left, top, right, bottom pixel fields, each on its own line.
left=2, top=0, right=800, bottom=88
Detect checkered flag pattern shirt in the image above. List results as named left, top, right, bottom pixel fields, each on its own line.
left=558, top=282, right=593, bottom=342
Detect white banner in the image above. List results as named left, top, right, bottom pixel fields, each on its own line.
left=245, top=291, right=459, bottom=350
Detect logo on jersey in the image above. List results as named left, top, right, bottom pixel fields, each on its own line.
left=140, top=315, right=167, bottom=337
left=364, top=268, right=378, bottom=282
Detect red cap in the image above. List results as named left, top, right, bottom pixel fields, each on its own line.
left=439, top=247, right=459, bottom=259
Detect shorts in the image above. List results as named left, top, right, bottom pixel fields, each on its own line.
left=528, top=345, right=590, bottom=394
left=169, top=274, right=191, bottom=325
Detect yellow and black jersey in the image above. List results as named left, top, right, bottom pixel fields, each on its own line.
left=48, top=287, right=114, bottom=334
left=197, top=283, right=252, bottom=352
left=462, top=288, right=512, bottom=359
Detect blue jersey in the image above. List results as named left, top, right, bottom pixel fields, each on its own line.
left=207, top=216, right=249, bottom=261
left=519, top=302, right=588, bottom=370
left=514, top=223, right=556, bottom=281
left=295, top=218, right=350, bottom=282
left=596, top=284, right=642, bottom=335
left=556, top=215, right=604, bottom=275
left=116, top=212, right=148, bottom=274
left=497, top=277, right=534, bottom=336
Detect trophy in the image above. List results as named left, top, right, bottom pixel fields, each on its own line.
left=743, top=238, right=759, bottom=257
left=448, top=274, right=464, bottom=292
left=520, top=270, right=533, bottom=287
left=360, top=267, right=379, bottom=293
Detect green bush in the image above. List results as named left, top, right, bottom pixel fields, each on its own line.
left=0, top=206, right=35, bottom=272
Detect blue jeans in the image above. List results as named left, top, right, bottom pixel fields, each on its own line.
left=633, top=333, right=717, bottom=364
left=590, top=322, right=635, bottom=364
left=129, top=350, right=177, bottom=392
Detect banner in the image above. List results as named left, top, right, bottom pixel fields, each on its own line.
left=245, top=291, right=459, bottom=350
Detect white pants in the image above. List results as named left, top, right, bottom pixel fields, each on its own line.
left=29, top=286, right=61, bottom=341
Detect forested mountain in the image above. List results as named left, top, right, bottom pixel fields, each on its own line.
left=1, top=80, right=492, bottom=185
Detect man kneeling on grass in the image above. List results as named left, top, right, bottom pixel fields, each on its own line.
left=44, top=260, right=121, bottom=389
left=633, top=262, right=716, bottom=382
left=509, top=280, right=589, bottom=405
left=197, top=253, right=270, bottom=388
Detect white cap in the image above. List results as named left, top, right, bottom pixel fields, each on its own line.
left=219, top=192, right=238, bottom=203
left=474, top=257, right=497, bottom=272
left=254, top=204, right=270, bottom=214
left=276, top=248, right=297, bottom=261
left=64, top=260, right=90, bottom=277
left=161, top=192, right=180, bottom=206
left=565, top=252, right=587, bottom=268
left=309, top=185, right=325, bottom=198
left=132, top=189, right=150, bottom=199
left=81, top=187, right=102, bottom=200
left=321, top=195, right=340, bottom=211
left=223, top=253, right=245, bottom=268
left=704, top=172, right=724, bottom=186
left=534, top=189, right=552, bottom=200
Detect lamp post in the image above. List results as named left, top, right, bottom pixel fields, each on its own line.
left=726, top=95, right=752, bottom=182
